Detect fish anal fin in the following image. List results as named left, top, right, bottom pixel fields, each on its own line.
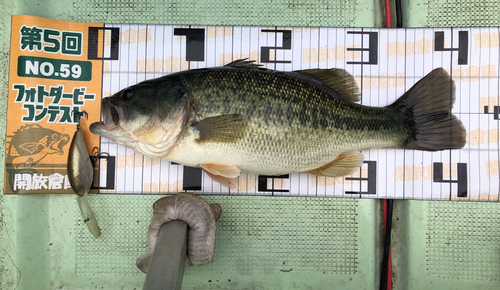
left=203, top=169, right=239, bottom=188
left=294, top=68, right=360, bottom=103
left=192, top=114, right=247, bottom=143
left=307, top=151, right=364, bottom=177
left=200, top=163, right=241, bottom=178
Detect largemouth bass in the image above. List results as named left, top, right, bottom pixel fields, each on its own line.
left=90, top=59, right=466, bottom=187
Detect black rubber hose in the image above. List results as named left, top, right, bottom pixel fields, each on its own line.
left=379, top=199, right=393, bottom=290
left=395, top=0, right=403, bottom=28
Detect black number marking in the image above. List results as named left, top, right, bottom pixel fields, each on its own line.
left=170, top=162, right=203, bottom=191
left=258, top=174, right=290, bottom=193
left=91, top=155, right=115, bottom=190
left=345, top=161, right=377, bottom=195
left=88, top=27, right=119, bottom=60
left=260, top=29, right=292, bottom=64
left=434, top=31, right=468, bottom=65
left=433, top=162, right=468, bottom=198
left=346, top=31, right=378, bottom=65
left=182, top=166, right=203, bottom=191
left=484, top=105, right=500, bottom=120
left=174, top=28, right=205, bottom=62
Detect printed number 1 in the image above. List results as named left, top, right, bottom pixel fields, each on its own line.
left=174, top=28, right=205, bottom=62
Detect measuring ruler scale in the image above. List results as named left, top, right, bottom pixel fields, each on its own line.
left=8, top=17, right=496, bottom=200
left=85, top=25, right=499, bottom=201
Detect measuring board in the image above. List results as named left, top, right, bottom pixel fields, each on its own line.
left=5, top=17, right=500, bottom=201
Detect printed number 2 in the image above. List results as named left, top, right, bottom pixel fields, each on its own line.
left=260, top=30, right=292, bottom=64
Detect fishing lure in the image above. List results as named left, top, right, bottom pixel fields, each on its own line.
left=68, top=111, right=101, bottom=237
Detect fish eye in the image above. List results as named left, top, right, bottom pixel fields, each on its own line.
left=122, top=88, right=134, bottom=100
left=52, top=133, right=58, bottom=140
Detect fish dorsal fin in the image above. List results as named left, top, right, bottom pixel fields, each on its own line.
left=192, top=114, right=247, bottom=143
left=295, top=68, right=360, bottom=103
left=306, top=151, right=364, bottom=177
left=225, top=58, right=262, bottom=68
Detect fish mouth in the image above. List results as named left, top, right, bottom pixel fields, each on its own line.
left=49, top=134, right=69, bottom=155
left=90, top=98, right=124, bottom=134
left=102, top=98, right=121, bottom=127
left=89, top=98, right=135, bottom=146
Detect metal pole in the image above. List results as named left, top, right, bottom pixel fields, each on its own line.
left=143, top=220, right=188, bottom=290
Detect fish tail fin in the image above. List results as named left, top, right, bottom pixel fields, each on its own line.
left=389, top=68, right=466, bottom=151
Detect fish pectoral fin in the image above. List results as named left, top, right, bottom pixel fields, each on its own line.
left=19, top=142, right=41, bottom=154
left=192, top=114, right=247, bottom=143
left=203, top=170, right=239, bottom=189
left=294, top=68, right=360, bottom=103
left=307, top=151, right=364, bottom=177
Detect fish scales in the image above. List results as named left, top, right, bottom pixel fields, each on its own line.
left=168, top=68, right=406, bottom=172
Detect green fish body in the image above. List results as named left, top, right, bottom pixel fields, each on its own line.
left=90, top=60, right=466, bottom=187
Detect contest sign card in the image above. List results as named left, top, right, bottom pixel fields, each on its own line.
left=5, top=16, right=500, bottom=201
left=5, top=16, right=103, bottom=194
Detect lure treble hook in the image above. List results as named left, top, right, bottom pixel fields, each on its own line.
left=72, top=110, right=88, bottom=130
left=91, top=146, right=109, bottom=167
